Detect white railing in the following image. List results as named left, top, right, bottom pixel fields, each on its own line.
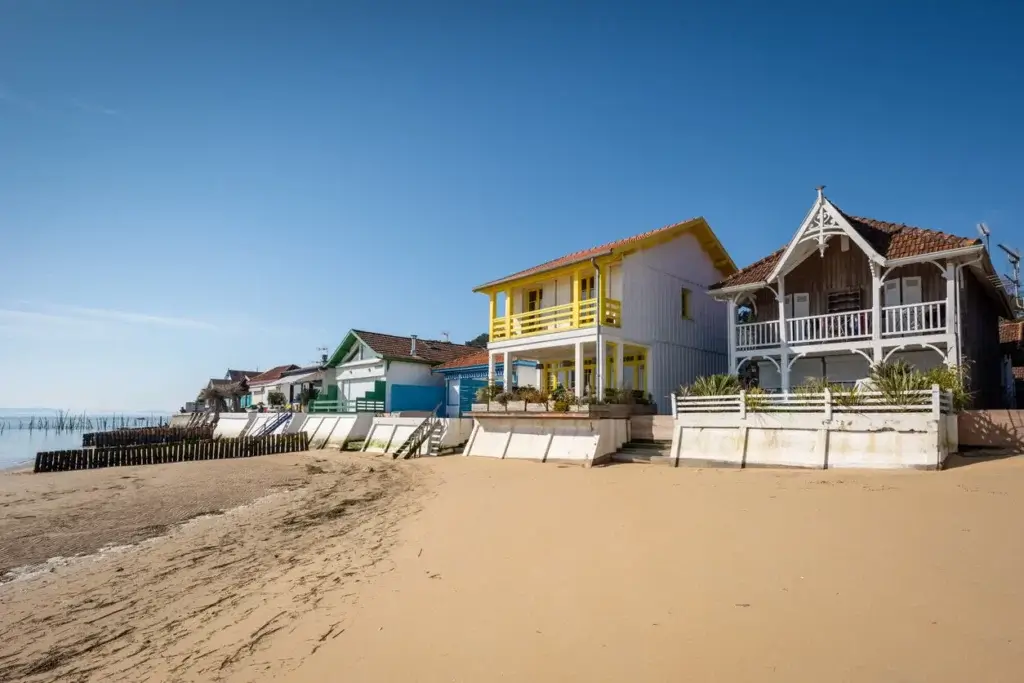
left=674, top=386, right=951, bottom=417
left=882, top=301, right=946, bottom=337
left=787, top=310, right=871, bottom=344
left=735, top=320, right=780, bottom=349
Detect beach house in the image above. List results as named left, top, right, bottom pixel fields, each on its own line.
left=473, top=217, right=736, bottom=413
left=310, top=330, right=479, bottom=414
left=708, top=188, right=1014, bottom=407
left=246, top=365, right=300, bottom=408
left=432, top=350, right=541, bottom=417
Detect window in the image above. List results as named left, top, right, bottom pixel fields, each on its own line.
left=827, top=289, right=862, bottom=314
left=783, top=293, right=809, bottom=318
left=580, top=276, right=595, bottom=300
left=902, top=276, right=922, bottom=305
left=526, top=288, right=543, bottom=312
left=681, top=287, right=692, bottom=319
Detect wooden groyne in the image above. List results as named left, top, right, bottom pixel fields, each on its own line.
left=82, top=426, right=215, bottom=448
left=34, top=434, right=308, bottom=473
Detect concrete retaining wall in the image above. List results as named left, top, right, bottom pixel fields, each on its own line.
left=463, top=417, right=630, bottom=465
left=213, top=413, right=255, bottom=438
left=297, top=414, right=374, bottom=449
left=958, top=410, right=1024, bottom=450
left=670, top=412, right=957, bottom=470
left=362, top=417, right=474, bottom=456
left=629, top=414, right=674, bottom=441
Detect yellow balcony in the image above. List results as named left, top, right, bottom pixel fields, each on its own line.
left=490, top=298, right=622, bottom=341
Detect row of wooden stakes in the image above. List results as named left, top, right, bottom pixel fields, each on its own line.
left=82, top=426, right=216, bottom=448
left=34, top=434, right=309, bottom=473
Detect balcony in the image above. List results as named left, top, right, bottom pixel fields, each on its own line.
left=735, top=301, right=947, bottom=351
left=490, top=298, right=622, bottom=341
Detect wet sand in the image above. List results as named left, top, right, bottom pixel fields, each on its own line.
left=2, top=453, right=1024, bottom=681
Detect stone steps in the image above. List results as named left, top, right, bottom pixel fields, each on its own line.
left=611, top=439, right=672, bottom=464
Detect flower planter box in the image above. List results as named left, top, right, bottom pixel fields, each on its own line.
left=525, top=403, right=548, bottom=412
left=471, top=403, right=490, bottom=412
left=505, top=401, right=527, bottom=412
left=486, top=402, right=506, bottom=412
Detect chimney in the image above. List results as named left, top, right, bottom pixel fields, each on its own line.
left=410, top=334, right=418, bottom=356
left=816, top=184, right=826, bottom=200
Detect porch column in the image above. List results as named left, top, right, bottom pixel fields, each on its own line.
left=778, top=275, right=790, bottom=393
left=503, top=351, right=513, bottom=389
left=487, top=351, right=496, bottom=386
left=726, top=298, right=737, bottom=375
left=574, top=340, right=585, bottom=399
left=945, top=260, right=960, bottom=368
left=614, top=341, right=624, bottom=391
left=870, top=262, right=883, bottom=365
left=596, top=335, right=606, bottom=399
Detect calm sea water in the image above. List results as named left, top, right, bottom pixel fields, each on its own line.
left=0, top=415, right=171, bottom=470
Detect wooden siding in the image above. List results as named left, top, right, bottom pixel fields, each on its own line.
left=749, top=249, right=946, bottom=320
left=960, top=270, right=1003, bottom=409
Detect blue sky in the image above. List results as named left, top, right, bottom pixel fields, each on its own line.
left=1, top=0, right=1022, bottom=411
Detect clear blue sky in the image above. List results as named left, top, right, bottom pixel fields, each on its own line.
left=1, top=0, right=1021, bottom=412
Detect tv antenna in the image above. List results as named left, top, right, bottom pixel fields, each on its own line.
left=440, top=330, right=450, bottom=343
left=998, top=243, right=1021, bottom=313
left=316, top=346, right=329, bottom=366
left=977, top=223, right=991, bottom=252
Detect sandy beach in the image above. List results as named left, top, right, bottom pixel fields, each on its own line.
left=2, top=452, right=1024, bottom=682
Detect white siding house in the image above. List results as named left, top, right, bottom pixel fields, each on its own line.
left=474, top=217, right=737, bottom=413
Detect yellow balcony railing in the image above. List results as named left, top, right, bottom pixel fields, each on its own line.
left=491, top=298, right=622, bottom=341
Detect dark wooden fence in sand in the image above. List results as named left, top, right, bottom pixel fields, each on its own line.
left=34, top=434, right=308, bottom=473
left=82, top=426, right=215, bottom=448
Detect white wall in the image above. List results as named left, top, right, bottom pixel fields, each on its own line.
left=620, top=232, right=729, bottom=412
left=463, top=416, right=629, bottom=464
left=384, top=360, right=444, bottom=411
left=669, top=411, right=953, bottom=469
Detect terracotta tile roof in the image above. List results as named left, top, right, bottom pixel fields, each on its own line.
left=476, top=217, right=708, bottom=290
left=433, top=350, right=504, bottom=371
left=248, top=364, right=300, bottom=386
left=1000, top=320, right=1023, bottom=345
left=353, top=330, right=480, bottom=365
left=712, top=204, right=980, bottom=290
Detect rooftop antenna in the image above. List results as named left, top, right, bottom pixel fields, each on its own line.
left=316, top=346, right=329, bottom=366
left=998, top=243, right=1021, bottom=314
left=977, top=223, right=991, bottom=252
left=441, top=330, right=450, bottom=343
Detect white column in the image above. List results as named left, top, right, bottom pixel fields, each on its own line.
left=595, top=334, right=606, bottom=399
left=503, top=351, right=512, bottom=389
left=487, top=351, right=496, bottom=386
left=574, top=340, right=585, bottom=399
left=777, top=276, right=789, bottom=393
left=614, top=341, right=624, bottom=391
left=726, top=298, right=737, bottom=375
left=871, top=262, right=883, bottom=365
left=945, top=261, right=959, bottom=368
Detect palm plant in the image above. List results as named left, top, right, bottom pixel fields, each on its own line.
left=869, top=361, right=929, bottom=405
left=680, top=374, right=741, bottom=396
left=200, top=384, right=228, bottom=413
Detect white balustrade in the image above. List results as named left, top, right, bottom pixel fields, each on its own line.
left=786, top=310, right=872, bottom=343
left=735, top=320, right=779, bottom=350
left=882, top=301, right=946, bottom=337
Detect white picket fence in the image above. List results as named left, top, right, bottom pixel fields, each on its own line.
left=673, top=386, right=951, bottom=419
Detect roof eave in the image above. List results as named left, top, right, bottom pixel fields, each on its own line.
left=472, top=250, right=614, bottom=293
left=708, top=282, right=766, bottom=298
left=882, top=243, right=985, bottom=267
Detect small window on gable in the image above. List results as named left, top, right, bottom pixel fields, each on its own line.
left=681, top=287, right=692, bottom=319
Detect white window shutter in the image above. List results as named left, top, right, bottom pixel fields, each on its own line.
left=902, top=276, right=922, bottom=305
left=883, top=279, right=902, bottom=307
left=793, top=293, right=810, bottom=318
left=784, top=294, right=793, bottom=318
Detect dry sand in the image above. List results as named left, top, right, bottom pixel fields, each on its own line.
left=2, top=452, right=1024, bottom=682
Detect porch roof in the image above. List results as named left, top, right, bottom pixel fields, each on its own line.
left=473, top=217, right=736, bottom=292
left=248, top=364, right=300, bottom=386
left=711, top=207, right=979, bottom=290
left=431, top=350, right=539, bottom=374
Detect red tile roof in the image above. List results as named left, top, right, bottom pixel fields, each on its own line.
left=1000, top=320, right=1023, bottom=345
left=353, top=330, right=480, bottom=365
left=433, top=350, right=504, bottom=371
left=475, top=217, right=729, bottom=290
left=712, top=204, right=980, bottom=290
left=248, top=364, right=300, bottom=386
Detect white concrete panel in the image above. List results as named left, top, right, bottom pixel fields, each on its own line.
left=213, top=413, right=253, bottom=438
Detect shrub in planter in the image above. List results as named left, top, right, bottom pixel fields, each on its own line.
left=476, top=384, right=504, bottom=403
left=680, top=374, right=741, bottom=397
